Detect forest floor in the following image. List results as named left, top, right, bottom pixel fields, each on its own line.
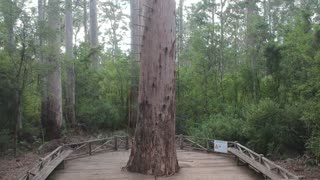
left=0, top=132, right=319, bottom=180
left=276, top=156, right=320, bottom=180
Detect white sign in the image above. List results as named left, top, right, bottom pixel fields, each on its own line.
left=213, top=140, right=228, bottom=153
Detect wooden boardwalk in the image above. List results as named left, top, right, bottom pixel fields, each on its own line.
left=49, top=150, right=263, bottom=180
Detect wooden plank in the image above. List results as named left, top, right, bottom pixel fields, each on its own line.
left=64, top=137, right=113, bottom=147
left=185, top=138, right=207, bottom=151
left=228, top=147, right=282, bottom=180
left=19, top=136, right=302, bottom=180
left=40, top=146, right=62, bottom=162
left=235, top=143, right=261, bottom=157
left=50, top=150, right=262, bottom=180
left=32, top=150, right=73, bottom=180
left=91, top=140, right=112, bottom=153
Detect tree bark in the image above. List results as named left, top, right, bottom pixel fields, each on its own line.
left=126, top=0, right=179, bottom=176
left=41, top=0, right=63, bottom=140
left=65, top=0, right=76, bottom=126
left=89, top=0, right=99, bottom=66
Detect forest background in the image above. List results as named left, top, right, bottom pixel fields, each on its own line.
left=1, top=0, right=320, bottom=162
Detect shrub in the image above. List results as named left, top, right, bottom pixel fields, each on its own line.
left=187, top=114, right=245, bottom=142
left=307, top=134, right=320, bottom=161
left=245, top=99, right=306, bottom=156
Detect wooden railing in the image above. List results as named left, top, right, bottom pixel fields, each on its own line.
left=19, top=135, right=303, bottom=180
left=176, top=135, right=235, bottom=153
left=229, top=142, right=304, bottom=180
left=176, top=135, right=303, bottom=180
left=64, top=136, right=129, bottom=159
left=19, top=146, right=73, bottom=180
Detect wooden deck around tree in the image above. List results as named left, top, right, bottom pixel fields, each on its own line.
left=49, top=150, right=263, bottom=180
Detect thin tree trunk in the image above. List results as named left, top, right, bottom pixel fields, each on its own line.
left=176, top=0, right=184, bottom=99
left=84, top=0, right=88, bottom=43
left=219, top=0, right=226, bottom=101
left=13, top=92, right=21, bottom=156
left=89, top=0, right=99, bottom=66
left=42, top=0, right=63, bottom=140
left=128, top=0, right=141, bottom=130
left=126, top=0, right=179, bottom=176
left=5, top=0, right=21, bottom=156
left=13, top=30, right=28, bottom=155
left=177, top=0, right=184, bottom=58
left=246, top=0, right=258, bottom=100
left=65, top=0, right=76, bottom=126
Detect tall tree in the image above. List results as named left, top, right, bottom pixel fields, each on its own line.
left=41, top=0, right=63, bottom=139
left=1, top=0, right=23, bottom=156
left=83, top=0, right=89, bottom=43
left=38, top=0, right=48, bottom=141
left=126, top=0, right=179, bottom=176
left=89, top=0, right=99, bottom=66
left=65, top=0, right=76, bottom=126
left=219, top=0, right=227, bottom=100
left=177, top=0, right=184, bottom=58
left=245, top=0, right=260, bottom=100
left=2, top=0, right=17, bottom=54
left=101, top=0, right=128, bottom=60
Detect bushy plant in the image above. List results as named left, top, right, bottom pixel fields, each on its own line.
left=245, top=99, right=306, bottom=156
left=307, top=134, right=320, bottom=161
left=187, top=114, right=245, bottom=142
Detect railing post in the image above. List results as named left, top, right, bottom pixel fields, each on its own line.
left=259, top=154, right=264, bottom=163
left=125, top=136, right=129, bottom=150
left=114, top=136, right=118, bottom=151
left=179, top=134, right=184, bottom=150
left=89, top=142, right=92, bottom=155
left=206, top=140, right=210, bottom=152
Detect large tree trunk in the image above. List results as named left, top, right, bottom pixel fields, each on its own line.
left=38, top=0, right=48, bottom=142
left=89, top=0, right=99, bottom=66
left=41, top=0, right=63, bottom=140
left=126, top=0, right=179, bottom=176
left=65, top=0, right=76, bottom=126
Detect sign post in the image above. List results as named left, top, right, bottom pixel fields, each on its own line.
left=213, top=140, right=228, bottom=153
